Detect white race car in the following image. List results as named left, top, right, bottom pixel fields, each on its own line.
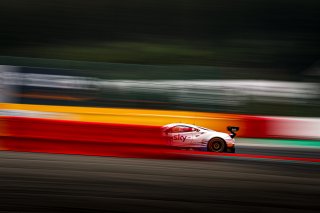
left=162, top=123, right=239, bottom=153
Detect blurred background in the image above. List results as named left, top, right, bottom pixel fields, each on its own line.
left=0, top=0, right=319, bottom=117
left=1, top=1, right=320, bottom=213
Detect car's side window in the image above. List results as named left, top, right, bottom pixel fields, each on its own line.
left=171, top=126, right=183, bottom=133
left=166, top=125, right=199, bottom=133
left=192, top=127, right=200, bottom=132
left=173, top=125, right=193, bottom=133
left=181, top=126, right=194, bottom=132
left=165, top=126, right=178, bottom=133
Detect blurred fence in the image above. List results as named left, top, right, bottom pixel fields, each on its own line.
left=0, top=56, right=296, bottom=80
left=0, top=63, right=319, bottom=116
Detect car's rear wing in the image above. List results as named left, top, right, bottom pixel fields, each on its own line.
left=227, top=126, right=239, bottom=138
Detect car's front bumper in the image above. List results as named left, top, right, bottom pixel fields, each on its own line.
left=225, top=138, right=235, bottom=148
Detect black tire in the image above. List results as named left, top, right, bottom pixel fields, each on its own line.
left=207, top=137, right=226, bottom=152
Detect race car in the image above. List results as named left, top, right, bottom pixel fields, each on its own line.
left=162, top=123, right=239, bottom=153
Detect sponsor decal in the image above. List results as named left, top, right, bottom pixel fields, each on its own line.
left=172, top=134, right=187, bottom=142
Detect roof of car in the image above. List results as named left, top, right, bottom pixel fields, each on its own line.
left=163, top=123, right=200, bottom=128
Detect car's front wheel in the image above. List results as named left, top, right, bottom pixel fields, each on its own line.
left=207, top=137, right=226, bottom=152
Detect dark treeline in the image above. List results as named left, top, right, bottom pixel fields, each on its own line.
left=1, top=0, right=319, bottom=43
left=0, top=0, right=319, bottom=70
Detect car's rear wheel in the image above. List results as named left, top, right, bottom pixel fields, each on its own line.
left=207, top=137, right=226, bottom=152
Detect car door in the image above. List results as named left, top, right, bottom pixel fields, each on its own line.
left=168, top=125, right=194, bottom=147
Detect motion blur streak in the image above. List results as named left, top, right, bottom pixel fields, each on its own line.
left=0, top=103, right=245, bottom=135
left=0, top=151, right=319, bottom=213
left=0, top=1, right=320, bottom=212
left=183, top=151, right=320, bottom=163
left=1, top=116, right=319, bottom=162
left=0, top=116, right=170, bottom=159
left=3, top=103, right=320, bottom=139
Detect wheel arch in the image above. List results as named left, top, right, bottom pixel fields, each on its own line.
left=207, top=137, right=227, bottom=152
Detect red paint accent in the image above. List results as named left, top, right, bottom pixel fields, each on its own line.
left=240, top=115, right=271, bottom=138
left=1, top=116, right=319, bottom=163
left=2, top=116, right=166, bottom=145
left=1, top=136, right=319, bottom=163
left=0, top=116, right=172, bottom=158
left=0, top=137, right=182, bottom=159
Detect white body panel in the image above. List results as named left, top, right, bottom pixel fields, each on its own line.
left=162, top=123, right=235, bottom=150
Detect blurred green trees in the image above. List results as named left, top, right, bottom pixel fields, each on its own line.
left=0, top=0, right=319, bottom=73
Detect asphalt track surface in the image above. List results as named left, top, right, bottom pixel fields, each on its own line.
left=0, top=147, right=319, bottom=213
left=236, top=144, right=320, bottom=158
